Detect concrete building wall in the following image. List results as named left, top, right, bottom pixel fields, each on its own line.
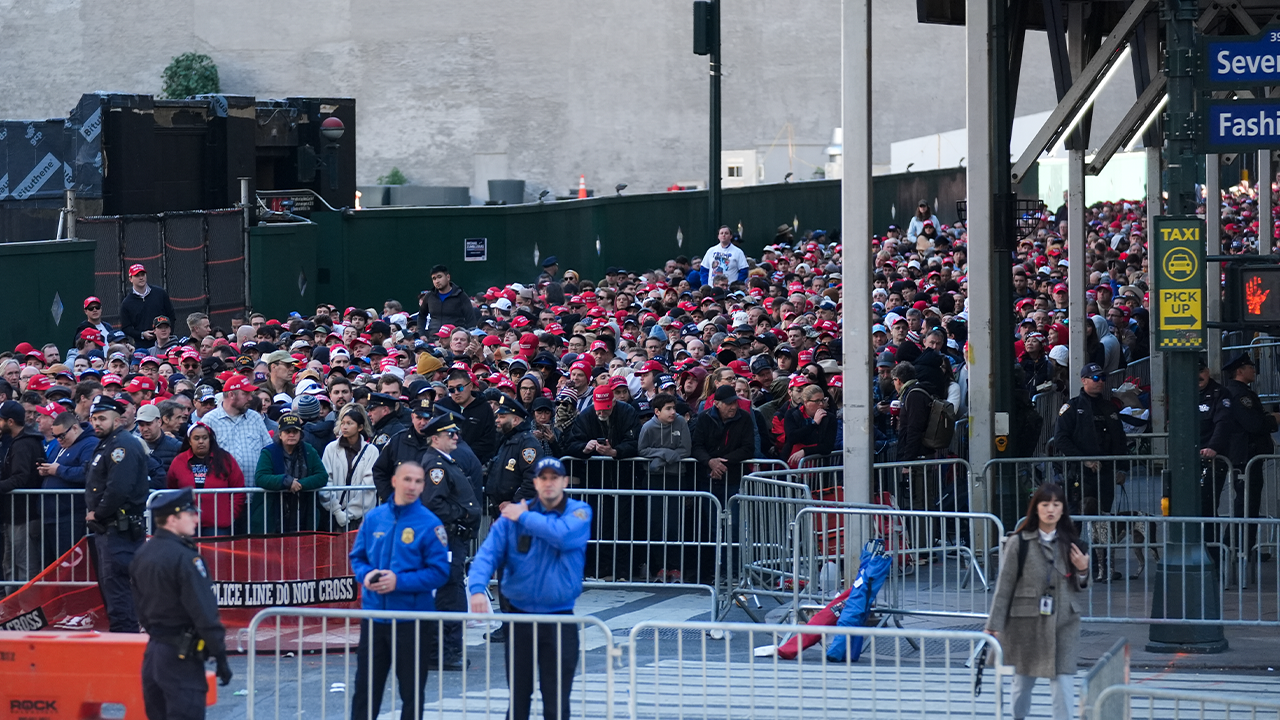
left=0, top=0, right=1137, bottom=197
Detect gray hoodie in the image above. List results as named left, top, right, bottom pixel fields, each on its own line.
left=638, top=415, right=692, bottom=468
left=1091, top=315, right=1122, bottom=374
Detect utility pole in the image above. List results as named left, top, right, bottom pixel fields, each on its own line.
left=1147, top=0, right=1227, bottom=653
left=693, top=1, right=722, bottom=236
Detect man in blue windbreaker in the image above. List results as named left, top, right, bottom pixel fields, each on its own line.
left=468, top=456, right=590, bottom=720
left=349, top=461, right=451, bottom=720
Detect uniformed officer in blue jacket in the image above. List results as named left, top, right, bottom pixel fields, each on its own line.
left=468, top=457, right=591, bottom=720
left=348, top=461, right=451, bottom=720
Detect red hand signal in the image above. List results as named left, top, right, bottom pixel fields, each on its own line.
left=1246, top=276, right=1271, bottom=315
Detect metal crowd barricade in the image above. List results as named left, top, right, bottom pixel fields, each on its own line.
left=246, top=607, right=618, bottom=720
left=566, top=487, right=723, bottom=613
left=1074, top=514, right=1280, bottom=625
left=984, top=455, right=1172, bottom=524
left=1, top=489, right=94, bottom=591
left=1093, top=685, right=1280, bottom=720
left=627, top=621, right=1004, bottom=720
left=790, top=506, right=1003, bottom=620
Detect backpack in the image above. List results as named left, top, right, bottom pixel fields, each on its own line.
left=909, top=386, right=956, bottom=450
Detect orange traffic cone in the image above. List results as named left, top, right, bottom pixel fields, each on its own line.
left=578, top=175, right=587, bottom=199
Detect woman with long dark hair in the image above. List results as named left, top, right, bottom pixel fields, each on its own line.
left=167, top=422, right=246, bottom=535
left=985, top=483, right=1090, bottom=720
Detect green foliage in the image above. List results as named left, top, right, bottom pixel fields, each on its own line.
left=377, top=167, right=409, bottom=185
left=161, top=52, right=220, bottom=99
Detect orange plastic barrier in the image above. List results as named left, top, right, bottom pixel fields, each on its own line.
left=0, top=631, right=215, bottom=719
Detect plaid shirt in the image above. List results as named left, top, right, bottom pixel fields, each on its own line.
left=202, top=405, right=272, bottom=482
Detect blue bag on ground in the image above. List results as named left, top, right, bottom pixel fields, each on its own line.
left=826, top=539, right=893, bottom=662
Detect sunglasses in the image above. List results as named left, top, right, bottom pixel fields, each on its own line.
left=1088, top=375, right=1105, bottom=382
left=53, top=428, right=73, bottom=440
left=85, top=305, right=101, bottom=311
left=448, top=384, right=468, bottom=394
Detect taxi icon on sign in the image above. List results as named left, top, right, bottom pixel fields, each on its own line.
left=1162, top=247, right=1198, bottom=282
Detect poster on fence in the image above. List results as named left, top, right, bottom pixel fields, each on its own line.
left=0, top=532, right=363, bottom=652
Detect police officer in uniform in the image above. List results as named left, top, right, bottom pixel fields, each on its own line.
left=370, top=398, right=434, bottom=503
left=1197, top=357, right=1233, bottom=547
left=485, top=394, right=545, bottom=517
left=468, top=457, right=590, bottom=720
left=131, top=488, right=232, bottom=719
left=368, top=392, right=408, bottom=451
left=1053, top=362, right=1128, bottom=580
left=85, top=395, right=150, bottom=632
left=419, top=413, right=482, bottom=670
left=1222, top=353, right=1280, bottom=559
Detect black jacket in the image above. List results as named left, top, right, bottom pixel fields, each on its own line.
left=485, top=420, right=545, bottom=511
left=1224, top=378, right=1278, bottom=468
left=371, top=427, right=431, bottom=502
left=419, top=446, right=482, bottom=533
left=302, top=417, right=336, bottom=457
left=85, top=427, right=151, bottom=529
left=1198, top=379, right=1233, bottom=457
left=72, top=319, right=113, bottom=348
left=370, top=411, right=409, bottom=453
left=1053, top=391, right=1127, bottom=459
left=130, top=528, right=227, bottom=658
left=896, top=380, right=933, bottom=461
left=782, top=405, right=837, bottom=460
left=0, top=426, right=46, bottom=523
left=690, top=404, right=756, bottom=483
left=436, top=396, right=497, bottom=464
left=564, top=401, right=641, bottom=459
left=145, top=433, right=183, bottom=490
left=118, top=286, right=176, bottom=345
left=420, top=283, right=479, bottom=335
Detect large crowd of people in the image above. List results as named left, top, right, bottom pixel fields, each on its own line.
left=1, top=180, right=1275, bottom=590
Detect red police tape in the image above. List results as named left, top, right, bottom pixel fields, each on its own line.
left=0, top=532, right=363, bottom=651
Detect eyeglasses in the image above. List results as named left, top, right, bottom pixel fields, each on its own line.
left=1088, top=375, right=1105, bottom=382
left=448, top=384, right=468, bottom=394
left=53, top=428, right=73, bottom=441
left=85, top=305, right=101, bottom=311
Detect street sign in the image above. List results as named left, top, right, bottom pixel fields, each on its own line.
left=1200, top=28, right=1280, bottom=88
left=1232, top=265, right=1280, bottom=325
left=1153, top=216, right=1206, bottom=350
left=1202, top=99, right=1280, bottom=152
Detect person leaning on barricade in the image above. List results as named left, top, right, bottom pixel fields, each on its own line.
left=36, top=411, right=96, bottom=565
left=250, top=412, right=328, bottom=533
left=0, top=399, right=45, bottom=585
left=167, top=423, right=246, bottom=536
left=349, top=461, right=452, bottom=720
left=130, top=488, right=232, bottom=720
left=469, top=457, right=590, bottom=720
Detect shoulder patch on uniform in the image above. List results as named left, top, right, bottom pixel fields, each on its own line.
left=1223, top=398, right=1231, bottom=407
left=373, top=433, right=390, bottom=448
left=193, top=557, right=207, bottom=578
left=1242, top=396, right=1254, bottom=408
left=1058, top=403, right=1070, bottom=416
left=111, top=447, right=125, bottom=463
left=429, top=468, right=444, bottom=484
left=434, top=525, right=448, bottom=546
left=401, top=527, right=414, bottom=544
left=521, top=447, right=537, bottom=463
left=573, top=508, right=588, bottom=520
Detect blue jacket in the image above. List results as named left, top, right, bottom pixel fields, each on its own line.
left=350, top=498, right=452, bottom=619
left=467, top=497, right=590, bottom=613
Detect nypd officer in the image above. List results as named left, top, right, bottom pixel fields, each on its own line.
left=419, top=412, right=481, bottom=670
left=1223, top=353, right=1280, bottom=558
left=85, top=395, right=150, bottom=632
left=371, top=398, right=434, bottom=503
left=1053, top=363, right=1128, bottom=516
left=468, top=457, right=590, bottom=720
left=367, top=392, right=408, bottom=451
left=1197, top=357, right=1233, bottom=540
left=486, top=394, right=545, bottom=517
left=131, top=488, right=232, bottom=720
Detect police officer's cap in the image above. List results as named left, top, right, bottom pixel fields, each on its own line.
left=411, top=397, right=434, bottom=418
left=423, top=414, right=460, bottom=436
left=1080, top=362, right=1104, bottom=379
left=493, top=394, right=529, bottom=419
left=90, top=395, right=126, bottom=416
left=148, top=487, right=196, bottom=519
left=406, top=379, right=432, bottom=399
left=1224, top=353, right=1255, bottom=376
left=367, top=392, right=399, bottom=409
left=534, top=456, right=566, bottom=477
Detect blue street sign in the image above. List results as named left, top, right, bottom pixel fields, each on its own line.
left=1202, top=29, right=1280, bottom=87
left=1202, top=99, right=1280, bottom=152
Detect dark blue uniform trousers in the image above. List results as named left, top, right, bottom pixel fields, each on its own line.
left=142, top=641, right=208, bottom=720
left=505, top=608, right=579, bottom=720
left=94, top=530, right=141, bottom=632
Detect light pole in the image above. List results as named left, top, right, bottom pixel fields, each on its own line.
left=693, top=0, right=721, bottom=238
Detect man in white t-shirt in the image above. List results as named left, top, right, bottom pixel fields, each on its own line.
left=702, top=226, right=748, bottom=282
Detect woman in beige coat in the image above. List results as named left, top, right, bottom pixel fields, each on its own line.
left=985, top=483, right=1090, bottom=720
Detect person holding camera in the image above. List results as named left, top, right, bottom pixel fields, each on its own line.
left=418, top=412, right=482, bottom=670
left=985, top=482, right=1089, bottom=720
left=349, top=461, right=452, bottom=720
left=130, top=488, right=232, bottom=720
left=84, top=394, right=150, bottom=633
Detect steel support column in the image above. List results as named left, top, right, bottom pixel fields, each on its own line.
left=966, top=0, right=995, bottom=517
left=1068, top=3, right=1087, bottom=393
left=1147, top=148, right=1166, bottom=453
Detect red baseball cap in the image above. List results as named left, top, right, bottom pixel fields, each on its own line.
left=639, top=360, right=665, bottom=375
left=78, top=328, right=103, bottom=344
left=829, top=375, right=843, bottom=389
left=511, top=315, right=532, bottom=328
left=223, top=375, right=254, bottom=393
left=482, top=335, right=504, bottom=347
left=1053, top=283, right=1068, bottom=293
left=102, top=374, right=123, bottom=387
left=518, top=333, right=539, bottom=358
left=592, top=384, right=614, bottom=410
left=83, top=296, right=102, bottom=309
left=544, top=322, right=565, bottom=336
left=26, top=375, right=53, bottom=392
left=436, top=324, right=456, bottom=339
left=129, top=264, right=146, bottom=276
left=788, top=375, right=810, bottom=389
left=125, top=376, right=156, bottom=393
left=570, top=360, right=594, bottom=375
left=590, top=340, right=608, bottom=352
left=728, top=360, right=751, bottom=378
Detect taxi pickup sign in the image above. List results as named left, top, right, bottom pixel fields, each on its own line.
left=1153, top=216, right=1205, bottom=350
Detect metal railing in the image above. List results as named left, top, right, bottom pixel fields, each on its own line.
left=1093, top=685, right=1280, bottom=720
left=983, top=454, right=1178, bottom=523
left=790, top=506, right=1003, bottom=621
left=1, top=489, right=89, bottom=590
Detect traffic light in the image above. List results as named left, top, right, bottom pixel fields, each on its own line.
left=1224, top=263, right=1280, bottom=326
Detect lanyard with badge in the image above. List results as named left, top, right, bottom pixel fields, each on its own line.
left=1039, top=540, right=1056, bottom=616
